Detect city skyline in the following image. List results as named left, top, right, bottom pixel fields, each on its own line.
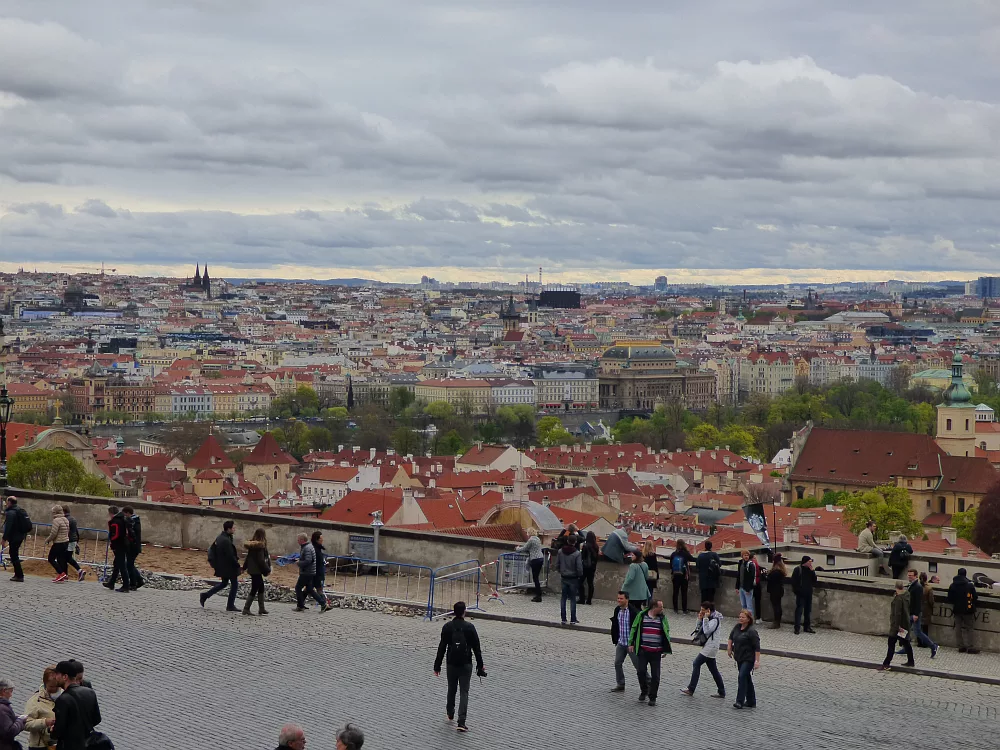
left=2, top=3, right=1000, bottom=278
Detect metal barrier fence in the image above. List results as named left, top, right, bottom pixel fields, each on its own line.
left=322, top=555, right=435, bottom=618
left=1, top=523, right=111, bottom=579
left=429, top=560, right=482, bottom=620
left=494, top=550, right=550, bottom=595
left=821, top=564, right=871, bottom=576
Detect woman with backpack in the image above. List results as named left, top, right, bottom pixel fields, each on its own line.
left=241, top=528, right=271, bottom=616
left=642, top=540, right=660, bottom=604
left=669, top=540, right=695, bottom=614
left=888, top=534, right=913, bottom=579
left=579, top=531, right=600, bottom=606
left=765, top=553, right=787, bottom=629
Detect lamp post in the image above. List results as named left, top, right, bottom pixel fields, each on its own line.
left=0, top=318, right=13, bottom=490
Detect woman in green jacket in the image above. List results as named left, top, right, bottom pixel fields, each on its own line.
left=622, top=550, right=650, bottom=610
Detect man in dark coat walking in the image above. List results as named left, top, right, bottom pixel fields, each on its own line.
left=1, top=495, right=28, bottom=582
left=434, top=601, right=486, bottom=733
left=200, top=520, right=241, bottom=611
left=123, top=506, right=144, bottom=590
left=791, top=555, right=817, bottom=634
left=103, top=506, right=132, bottom=593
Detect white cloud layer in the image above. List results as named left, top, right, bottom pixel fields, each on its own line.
left=1, top=1, right=1000, bottom=280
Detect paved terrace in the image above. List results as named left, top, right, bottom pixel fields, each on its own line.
left=2, top=578, right=998, bottom=750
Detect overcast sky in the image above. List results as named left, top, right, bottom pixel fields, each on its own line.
left=2, top=1, right=999, bottom=283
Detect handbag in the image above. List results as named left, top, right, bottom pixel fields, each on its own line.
left=691, top=625, right=709, bottom=647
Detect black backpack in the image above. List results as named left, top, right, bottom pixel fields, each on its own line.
left=207, top=541, right=218, bottom=569
left=449, top=623, right=471, bottom=663
left=17, top=508, right=34, bottom=535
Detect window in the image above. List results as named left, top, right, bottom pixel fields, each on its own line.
left=958, top=498, right=966, bottom=512
left=928, top=561, right=938, bottom=574
left=826, top=554, right=836, bottom=566
left=965, top=419, right=970, bottom=430
left=796, top=486, right=805, bottom=500
left=938, top=497, right=946, bottom=513
left=946, top=418, right=952, bottom=430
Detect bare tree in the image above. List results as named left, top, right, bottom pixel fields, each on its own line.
left=744, top=482, right=780, bottom=505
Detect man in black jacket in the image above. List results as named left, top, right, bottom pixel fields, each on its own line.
left=696, top=542, right=722, bottom=604
left=52, top=660, right=102, bottom=750
left=123, top=506, right=144, bottom=590
left=947, top=568, right=980, bottom=654
left=791, top=556, right=817, bottom=634
left=1, top=495, right=27, bottom=582
left=103, top=505, right=131, bottom=593
left=433, top=601, right=485, bottom=733
left=610, top=591, right=637, bottom=692
left=200, top=520, right=241, bottom=611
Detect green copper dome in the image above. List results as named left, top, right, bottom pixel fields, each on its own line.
left=945, top=352, right=972, bottom=405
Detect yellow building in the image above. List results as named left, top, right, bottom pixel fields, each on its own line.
left=414, top=379, right=493, bottom=414
left=7, top=383, right=53, bottom=416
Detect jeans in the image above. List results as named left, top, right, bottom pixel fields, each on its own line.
left=739, top=589, right=754, bottom=612
left=530, top=558, right=544, bottom=597
left=794, top=592, right=812, bottom=629
left=295, top=573, right=326, bottom=608
left=770, top=592, right=783, bottom=623
left=688, top=653, right=725, bottom=696
left=884, top=634, right=913, bottom=665
left=245, top=574, right=266, bottom=612
left=561, top=579, right=579, bottom=622
left=6, top=537, right=24, bottom=579
left=911, top=619, right=936, bottom=649
left=127, top=550, right=143, bottom=588
left=614, top=643, right=636, bottom=686
left=672, top=574, right=689, bottom=612
left=109, top=547, right=130, bottom=590
left=206, top=576, right=238, bottom=607
left=636, top=650, right=662, bottom=700
left=954, top=613, right=975, bottom=650
left=313, top=574, right=325, bottom=596
left=446, top=662, right=473, bottom=724
left=48, top=542, right=69, bottom=575
left=736, top=661, right=756, bottom=706
left=581, top=565, right=596, bottom=603
left=700, top=587, right=716, bottom=604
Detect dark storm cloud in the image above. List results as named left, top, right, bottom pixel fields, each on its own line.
left=1, top=1, right=1000, bottom=277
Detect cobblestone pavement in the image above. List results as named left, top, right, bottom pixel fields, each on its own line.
left=2, top=577, right=998, bottom=750
left=479, top=589, right=1000, bottom=681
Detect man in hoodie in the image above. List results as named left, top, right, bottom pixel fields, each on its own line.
left=681, top=601, right=726, bottom=699
left=294, top=533, right=330, bottom=612
left=200, top=520, right=240, bottom=610
left=791, top=556, right=817, bottom=634
left=556, top=533, right=583, bottom=625
left=696, top=541, right=722, bottom=604
left=123, top=506, right=144, bottom=590
left=947, top=567, right=980, bottom=654
left=103, top=505, right=131, bottom=593
left=434, top=601, right=485, bottom=733
left=628, top=599, right=671, bottom=707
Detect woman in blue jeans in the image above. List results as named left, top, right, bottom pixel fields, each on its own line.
left=680, top=601, right=725, bottom=698
left=727, top=609, right=761, bottom=709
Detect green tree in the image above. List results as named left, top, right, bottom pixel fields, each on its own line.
left=8, top=449, right=113, bottom=497
left=392, top=426, right=421, bottom=456
left=790, top=496, right=824, bottom=508
left=388, top=387, right=415, bottom=416
left=322, top=406, right=349, bottom=420
left=537, top=416, right=575, bottom=447
left=952, top=506, right=977, bottom=542
left=434, top=429, right=467, bottom=455
left=841, top=484, right=921, bottom=537
left=686, top=423, right=722, bottom=450
left=424, top=400, right=454, bottom=421
left=270, top=386, right=320, bottom=418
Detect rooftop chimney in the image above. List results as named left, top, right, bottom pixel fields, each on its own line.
left=369, top=447, right=376, bottom=461
left=941, top=526, right=958, bottom=546
left=783, top=525, right=799, bottom=544
left=799, top=511, right=816, bottom=526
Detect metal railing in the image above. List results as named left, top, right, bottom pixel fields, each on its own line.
left=820, top=564, right=871, bottom=576
left=494, top=550, right=550, bottom=595
left=429, top=560, right=483, bottom=620
left=1, top=523, right=111, bottom=579
left=322, top=554, right=435, bottom=618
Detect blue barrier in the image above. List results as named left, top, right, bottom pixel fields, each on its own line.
left=1, top=522, right=111, bottom=579
left=429, top=560, right=483, bottom=620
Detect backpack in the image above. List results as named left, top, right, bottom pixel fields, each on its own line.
left=448, top=623, right=471, bottom=664
left=207, top=541, right=218, bottom=569
left=708, top=556, right=721, bottom=577
left=898, top=546, right=910, bottom=563
left=671, top=554, right=685, bottom=574
left=17, top=508, right=33, bottom=535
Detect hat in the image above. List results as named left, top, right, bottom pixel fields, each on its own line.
left=801, top=555, right=812, bottom=565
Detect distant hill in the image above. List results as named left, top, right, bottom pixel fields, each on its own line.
left=229, top=277, right=381, bottom=287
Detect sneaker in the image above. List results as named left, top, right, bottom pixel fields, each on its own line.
left=320, top=604, right=332, bottom=613
left=570, top=619, right=580, bottom=625
left=103, top=582, right=115, bottom=590
left=967, top=648, right=981, bottom=654
left=647, top=699, right=657, bottom=707
left=199, top=592, right=207, bottom=607
left=456, top=724, right=468, bottom=733
left=78, top=569, right=87, bottom=582
left=115, top=587, right=130, bottom=593
left=638, top=693, right=647, bottom=702
left=680, top=688, right=693, bottom=696
left=877, top=665, right=891, bottom=672
left=134, top=579, right=145, bottom=590
left=794, top=627, right=800, bottom=634
left=931, top=645, right=938, bottom=659
left=446, top=716, right=454, bottom=724
left=610, top=685, right=625, bottom=693
left=57, top=573, right=68, bottom=582
left=531, top=596, right=542, bottom=602
left=242, top=610, right=256, bottom=616
left=9, top=576, right=24, bottom=582
left=712, top=693, right=725, bottom=699
left=895, top=649, right=907, bottom=655
left=52, top=575, right=63, bottom=582
left=732, top=703, right=744, bottom=709
left=904, top=661, right=915, bottom=667
left=225, top=606, right=239, bottom=612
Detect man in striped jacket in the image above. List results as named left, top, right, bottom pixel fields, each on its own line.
left=628, top=599, right=671, bottom=706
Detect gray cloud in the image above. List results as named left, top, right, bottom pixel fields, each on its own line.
left=1, top=2, right=1000, bottom=279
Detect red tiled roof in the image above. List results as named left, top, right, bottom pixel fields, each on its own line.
left=457, top=445, right=510, bottom=466
left=592, top=472, right=641, bottom=496
left=317, top=489, right=402, bottom=524
left=549, top=507, right=602, bottom=529
left=4, top=422, right=46, bottom=455
left=185, top=434, right=235, bottom=471
left=244, top=431, right=298, bottom=466
left=303, top=466, right=358, bottom=483
left=435, top=523, right=526, bottom=542
left=789, top=428, right=945, bottom=486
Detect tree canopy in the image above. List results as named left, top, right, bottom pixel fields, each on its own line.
left=841, top=484, right=921, bottom=537
left=973, top=482, right=1000, bottom=555
left=8, top=449, right=113, bottom=497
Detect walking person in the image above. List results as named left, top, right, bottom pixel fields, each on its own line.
left=878, top=580, right=915, bottom=670
left=735, top=549, right=759, bottom=615
left=764, top=553, right=787, bottom=629
left=62, top=505, right=86, bottom=582
left=556, top=533, right=583, bottom=624
left=335, top=723, right=364, bottom=750
left=123, top=506, right=144, bottom=590
left=580, top=531, right=599, bottom=605
left=791, top=555, right=817, bottom=634
left=610, top=591, right=637, bottom=693
left=200, top=520, right=241, bottom=610
left=727, top=609, right=761, bottom=709
left=888, top=534, right=913, bottom=580
left=947, top=567, right=980, bottom=654
left=433, top=601, right=486, bottom=733
left=242, top=528, right=271, bottom=616
left=857, top=520, right=888, bottom=575
left=669, top=539, right=694, bottom=614
left=680, top=601, right=726, bottom=699
left=628, top=598, right=671, bottom=707
left=294, top=533, right=330, bottom=612
left=0, top=678, right=28, bottom=750
left=45, top=505, right=71, bottom=583
left=515, top=527, right=545, bottom=602
left=311, top=531, right=328, bottom=605
left=103, top=505, right=131, bottom=593
left=901, top=569, right=938, bottom=657
left=920, top=572, right=936, bottom=643
left=24, top=666, right=61, bottom=750
left=696, top=541, right=722, bottom=604
left=52, top=660, right=104, bottom=750
left=621, top=550, right=650, bottom=620
left=2, top=495, right=30, bottom=582
left=642, top=540, right=660, bottom=605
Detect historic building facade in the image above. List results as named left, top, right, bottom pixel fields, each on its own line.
left=598, top=345, right=716, bottom=410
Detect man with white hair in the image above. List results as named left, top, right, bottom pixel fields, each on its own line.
left=275, top=723, right=306, bottom=750
left=294, top=533, right=330, bottom=612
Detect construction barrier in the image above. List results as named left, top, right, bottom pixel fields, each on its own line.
left=0, top=523, right=111, bottom=579
left=322, top=554, right=435, bottom=617
left=494, top=550, right=550, bottom=595
left=428, top=560, right=482, bottom=620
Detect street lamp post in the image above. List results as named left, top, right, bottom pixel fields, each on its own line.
left=0, top=318, right=13, bottom=490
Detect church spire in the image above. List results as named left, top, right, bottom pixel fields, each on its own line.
left=193, top=263, right=201, bottom=285
left=202, top=264, right=210, bottom=288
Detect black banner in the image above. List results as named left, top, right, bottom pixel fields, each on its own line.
left=742, top=502, right=771, bottom=548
